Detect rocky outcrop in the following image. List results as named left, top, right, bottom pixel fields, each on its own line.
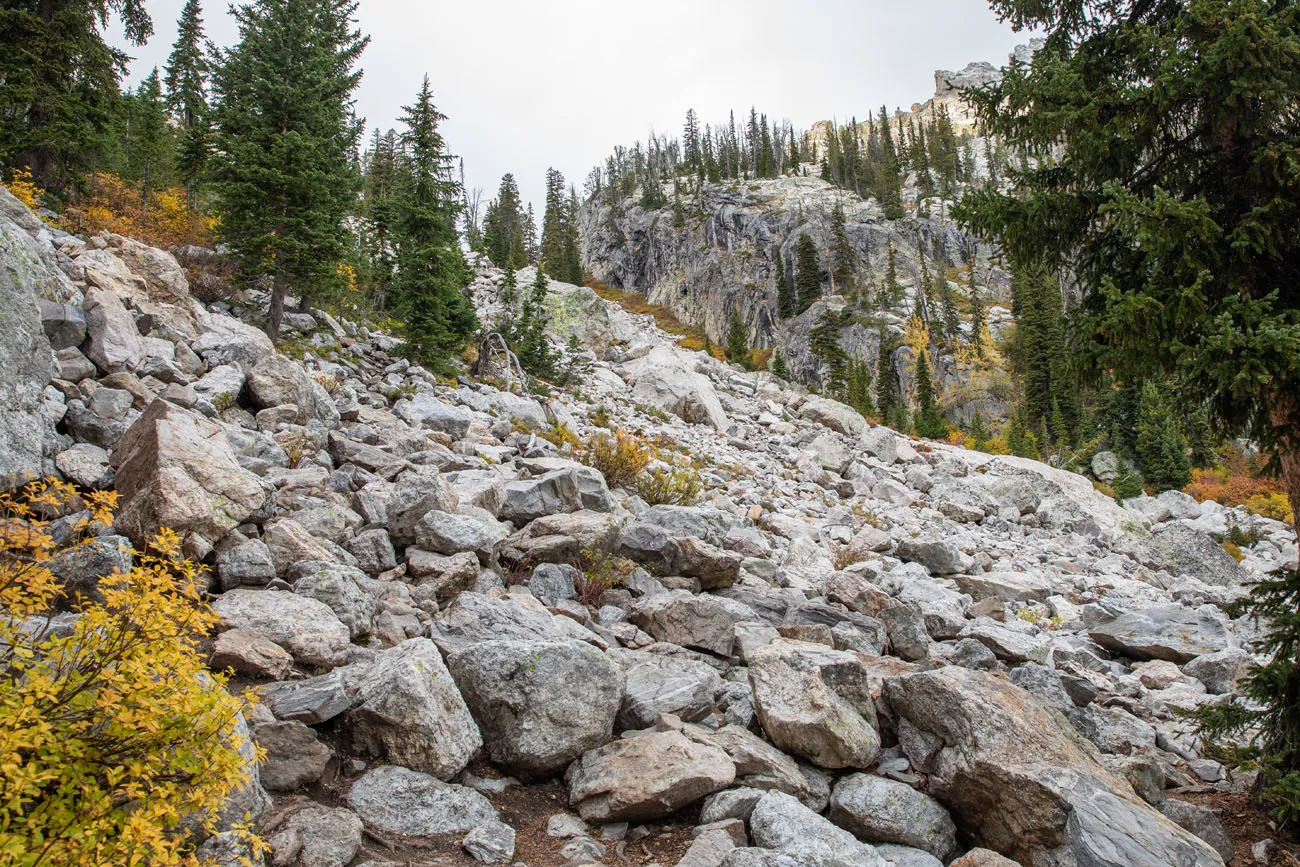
left=0, top=213, right=56, bottom=486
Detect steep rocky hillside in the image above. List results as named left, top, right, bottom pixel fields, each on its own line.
left=2, top=183, right=1297, bottom=866
left=579, top=58, right=1030, bottom=427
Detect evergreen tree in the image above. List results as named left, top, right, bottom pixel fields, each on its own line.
left=164, top=0, right=210, bottom=203
left=358, top=128, right=400, bottom=298
left=810, top=311, right=848, bottom=397
left=390, top=75, right=476, bottom=364
left=1136, top=381, right=1192, bottom=492
left=515, top=267, right=558, bottom=378
left=776, top=249, right=796, bottom=319
left=969, top=412, right=989, bottom=451
left=539, top=167, right=568, bottom=280
left=938, top=273, right=960, bottom=346
left=913, top=349, right=946, bottom=438
left=845, top=356, right=876, bottom=419
left=127, top=69, right=174, bottom=211
left=875, top=106, right=904, bottom=219
left=771, top=350, right=789, bottom=380
left=795, top=234, right=821, bottom=314
left=956, top=0, right=1300, bottom=533
left=883, top=242, right=902, bottom=308
left=523, top=202, right=539, bottom=263
left=0, top=0, right=153, bottom=190
left=164, top=0, right=208, bottom=130
left=210, top=0, right=368, bottom=341
left=1005, top=406, right=1036, bottom=458
left=876, top=329, right=901, bottom=424
left=724, top=311, right=750, bottom=368
left=968, top=261, right=986, bottom=359
left=1050, top=398, right=1070, bottom=451
left=482, top=173, right=528, bottom=270
left=563, top=185, right=583, bottom=284
left=682, top=109, right=701, bottom=170
left=828, top=201, right=856, bottom=291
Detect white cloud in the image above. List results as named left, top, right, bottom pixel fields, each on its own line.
left=113, top=0, right=1031, bottom=212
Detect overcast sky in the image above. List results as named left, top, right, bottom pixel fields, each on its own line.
left=114, top=0, right=1032, bottom=211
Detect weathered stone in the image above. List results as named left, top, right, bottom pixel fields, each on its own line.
left=83, top=287, right=145, bottom=373
left=1088, top=604, right=1234, bottom=664
left=264, top=803, right=363, bottom=867
left=210, top=627, right=294, bottom=680
left=111, top=400, right=268, bottom=547
left=253, top=720, right=332, bottom=791
left=1160, top=799, right=1234, bottom=864
left=0, top=218, right=56, bottom=487
left=447, top=639, right=624, bottom=777
left=214, top=589, right=351, bottom=668
left=463, top=821, right=516, bottom=864
left=193, top=312, right=275, bottom=372
left=345, top=765, right=497, bottom=837
left=616, top=650, right=723, bottom=730
left=259, top=671, right=353, bottom=724
left=827, top=773, right=957, bottom=860
left=395, top=392, right=474, bottom=438
left=246, top=353, right=337, bottom=425
left=676, top=537, right=743, bottom=589
left=748, top=791, right=886, bottom=867
left=798, top=397, right=868, bottom=436
left=748, top=639, right=879, bottom=770
left=567, top=730, right=736, bottom=822
left=346, top=637, right=482, bottom=780
left=1183, top=648, right=1251, bottom=695
left=430, top=592, right=565, bottom=654
left=883, top=666, right=1225, bottom=866
left=631, top=590, right=757, bottom=656
left=216, top=538, right=276, bottom=589
left=293, top=566, right=376, bottom=640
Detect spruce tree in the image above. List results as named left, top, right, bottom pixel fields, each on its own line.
left=913, top=349, right=947, bottom=439
left=539, top=168, right=570, bottom=280
left=1136, top=381, right=1192, bottom=492
left=969, top=412, right=989, bottom=451
left=482, top=174, right=529, bottom=270
left=771, top=350, right=789, bottom=380
left=876, top=330, right=901, bottom=425
left=810, top=311, right=848, bottom=398
left=957, top=0, right=1300, bottom=534
left=829, top=201, right=856, bottom=292
left=883, top=242, right=902, bottom=309
left=515, top=267, right=557, bottom=378
left=776, top=250, right=796, bottom=319
left=795, top=234, right=821, bottom=313
left=563, top=185, right=583, bottom=284
left=127, top=69, right=174, bottom=211
left=164, top=0, right=210, bottom=203
left=875, top=106, right=904, bottom=219
left=968, top=262, right=986, bottom=359
left=724, top=311, right=751, bottom=368
left=0, top=0, right=153, bottom=190
left=390, top=75, right=477, bottom=364
left=210, top=0, right=368, bottom=341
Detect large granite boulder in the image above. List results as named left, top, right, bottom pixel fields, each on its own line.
left=883, top=666, right=1225, bottom=866
left=748, top=791, right=886, bottom=867
left=0, top=215, right=55, bottom=486
left=213, top=588, right=351, bottom=668
left=749, top=639, right=880, bottom=769
left=1088, top=605, right=1235, bottom=664
left=346, top=637, right=482, bottom=780
left=1134, top=522, right=1249, bottom=586
left=567, top=729, right=735, bottom=822
left=624, top=347, right=729, bottom=431
left=110, top=400, right=268, bottom=548
left=447, top=639, right=624, bottom=777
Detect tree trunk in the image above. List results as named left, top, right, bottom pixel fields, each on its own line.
left=266, top=279, right=286, bottom=343
left=296, top=295, right=312, bottom=314
left=1271, top=394, right=1300, bottom=562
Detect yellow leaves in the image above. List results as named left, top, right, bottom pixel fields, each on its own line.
left=0, top=478, right=260, bottom=866
left=3, top=167, right=43, bottom=211
left=903, top=315, right=930, bottom=356
left=58, top=173, right=214, bottom=250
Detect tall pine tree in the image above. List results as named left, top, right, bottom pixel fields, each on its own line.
left=210, top=0, right=368, bottom=341
left=795, top=234, right=821, bottom=313
left=391, top=75, right=477, bottom=363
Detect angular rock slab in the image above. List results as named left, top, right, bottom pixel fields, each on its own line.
left=447, top=639, right=624, bottom=777
left=827, top=773, right=957, bottom=860
left=214, top=589, right=350, bottom=668
left=0, top=213, right=55, bottom=487
left=748, top=791, right=886, bottom=867
left=748, top=639, right=880, bottom=769
left=347, top=638, right=482, bottom=780
left=346, top=764, right=497, bottom=837
left=111, top=400, right=268, bottom=547
left=883, top=666, right=1225, bottom=866
left=567, top=729, right=735, bottom=822
left=1088, top=604, right=1235, bottom=664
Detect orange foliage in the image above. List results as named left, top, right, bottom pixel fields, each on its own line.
left=585, top=275, right=715, bottom=353
left=62, top=173, right=215, bottom=249
left=1185, top=456, right=1293, bottom=525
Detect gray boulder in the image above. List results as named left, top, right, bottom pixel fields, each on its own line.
left=1088, top=604, right=1235, bottom=664
left=748, top=639, right=880, bottom=770
left=567, top=729, right=736, bottom=822
left=395, top=392, right=474, bottom=438
left=748, top=791, right=886, bottom=867
left=214, top=589, right=350, bottom=668
left=827, top=773, right=957, bottom=860
left=1135, top=522, right=1248, bottom=586
left=447, top=639, right=624, bottom=777
left=345, top=764, right=497, bottom=837
left=0, top=217, right=55, bottom=487
left=346, top=637, right=482, bottom=780
left=631, top=590, right=757, bottom=656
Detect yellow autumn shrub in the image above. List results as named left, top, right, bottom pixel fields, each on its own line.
left=0, top=479, right=260, bottom=867
left=4, top=168, right=43, bottom=211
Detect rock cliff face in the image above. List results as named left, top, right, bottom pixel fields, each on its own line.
left=3, top=172, right=1291, bottom=867
left=580, top=173, right=1013, bottom=423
